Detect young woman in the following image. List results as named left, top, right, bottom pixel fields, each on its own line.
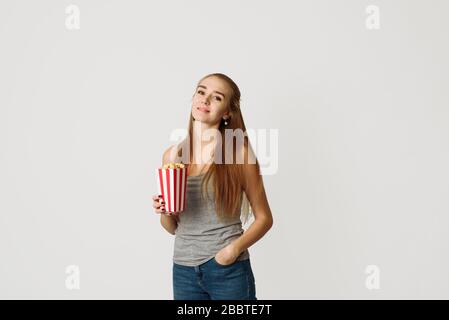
left=152, top=73, right=273, bottom=300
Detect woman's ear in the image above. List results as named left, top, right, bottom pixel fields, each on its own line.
left=223, top=110, right=232, bottom=120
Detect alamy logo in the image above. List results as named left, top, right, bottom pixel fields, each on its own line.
left=365, top=265, right=380, bottom=290
left=168, top=128, right=279, bottom=175
left=365, top=5, right=380, bottom=30
left=65, top=5, right=80, bottom=30
left=65, top=265, right=80, bottom=290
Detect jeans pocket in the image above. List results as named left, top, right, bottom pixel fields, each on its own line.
left=213, top=256, right=238, bottom=267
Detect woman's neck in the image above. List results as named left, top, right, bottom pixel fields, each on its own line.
left=192, top=120, right=219, bottom=165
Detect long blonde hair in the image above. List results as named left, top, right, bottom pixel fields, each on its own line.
left=175, top=73, right=261, bottom=225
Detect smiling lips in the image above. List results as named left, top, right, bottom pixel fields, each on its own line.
left=197, top=106, right=210, bottom=113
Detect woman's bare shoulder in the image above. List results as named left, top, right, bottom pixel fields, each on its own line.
left=162, top=144, right=179, bottom=165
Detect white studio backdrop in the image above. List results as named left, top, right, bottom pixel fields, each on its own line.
left=1, top=0, right=448, bottom=299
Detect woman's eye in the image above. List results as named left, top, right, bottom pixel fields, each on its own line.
left=197, top=90, right=221, bottom=101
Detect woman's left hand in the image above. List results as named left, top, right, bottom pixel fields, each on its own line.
left=214, top=243, right=241, bottom=266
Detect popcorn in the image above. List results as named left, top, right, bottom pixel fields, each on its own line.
left=162, top=162, right=185, bottom=169
left=156, top=163, right=188, bottom=213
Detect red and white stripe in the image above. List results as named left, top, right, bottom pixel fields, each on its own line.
left=156, top=167, right=188, bottom=213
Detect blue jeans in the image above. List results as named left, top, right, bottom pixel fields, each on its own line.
left=173, top=257, right=257, bottom=300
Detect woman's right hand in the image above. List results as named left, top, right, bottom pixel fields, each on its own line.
left=152, top=194, right=179, bottom=217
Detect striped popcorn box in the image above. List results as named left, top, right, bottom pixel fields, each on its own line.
left=156, top=164, right=188, bottom=213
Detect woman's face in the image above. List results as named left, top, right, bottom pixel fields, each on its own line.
left=191, top=76, right=231, bottom=125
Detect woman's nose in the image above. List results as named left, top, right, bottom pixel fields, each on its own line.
left=202, top=97, right=211, bottom=105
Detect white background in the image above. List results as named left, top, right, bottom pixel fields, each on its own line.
left=1, top=0, right=448, bottom=299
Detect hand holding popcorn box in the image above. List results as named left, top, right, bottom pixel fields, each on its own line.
left=156, top=163, right=188, bottom=213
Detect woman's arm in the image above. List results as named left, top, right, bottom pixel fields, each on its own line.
left=232, top=168, right=273, bottom=254
left=216, top=144, right=274, bottom=263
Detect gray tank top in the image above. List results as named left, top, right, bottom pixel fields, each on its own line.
left=173, top=173, right=250, bottom=266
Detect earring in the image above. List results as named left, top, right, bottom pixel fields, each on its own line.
left=224, top=118, right=228, bottom=126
